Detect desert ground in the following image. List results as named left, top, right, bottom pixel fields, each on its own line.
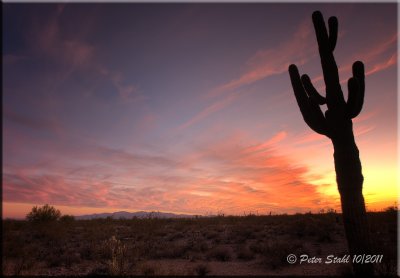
left=2, top=210, right=397, bottom=276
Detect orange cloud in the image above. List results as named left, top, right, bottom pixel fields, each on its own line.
left=244, top=131, right=287, bottom=153
left=292, top=132, right=327, bottom=147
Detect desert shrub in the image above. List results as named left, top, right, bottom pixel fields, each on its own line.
left=135, top=238, right=159, bottom=259
left=205, top=230, right=219, bottom=240
left=186, top=230, right=209, bottom=252
left=80, top=241, right=97, bottom=260
left=236, top=244, right=255, bottom=260
left=7, top=245, right=36, bottom=275
left=3, top=232, right=25, bottom=259
left=207, top=246, right=231, bottom=261
left=371, top=222, right=398, bottom=277
left=30, top=221, right=67, bottom=248
left=188, top=229, right=202, bottom=244
left=374, top=253, right=398, bottom=277
left=194, top=239, right=210, bottom=252
left=46, top=247, right=66, bottom=267
left=337, top=264, right=354, bottom=276
left=61, top=249, right=82, bottom=267
left=194, top=263, right=211, bottom=276
left=286, top=215, right=335, bottom=242
left=166, top=231, right=184, bottom=241
left=262, top=239, right=302, bottom=269
left=286, top=216, right=317, bottom=238
left=384, top=205, right=398, bottom=214
left=140, top=263, right=156, bottom=276
left=231, top=225, right=256, bottom=243
left=249, top=239, right=265, bottom=254
left=152, top=242, right=189, bottom=259
left=103, top=236, right=128, bottom=275
left=87, top=265, right=109, bottom=276
left=26, top=204, right=61, bottom=223
left=316, top=215, right=337, bottom=242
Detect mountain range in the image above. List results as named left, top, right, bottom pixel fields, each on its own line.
left=75, top=210, right=197, bottom=220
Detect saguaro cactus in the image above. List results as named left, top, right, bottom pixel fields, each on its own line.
left=288, top=11, right=373, bottom=276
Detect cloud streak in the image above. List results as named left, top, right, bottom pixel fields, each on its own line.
left=23, top=4, right=141, bottom=103
left=209, top=19, right=313, bottom=97
left=178, top=92, right=241, bottom=130
left=4, top=107, right=62, bottom=135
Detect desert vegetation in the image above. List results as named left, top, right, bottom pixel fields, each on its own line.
left=2, top=205, right=397, bottom=276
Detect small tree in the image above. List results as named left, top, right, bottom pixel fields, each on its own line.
left=26, top=204, right=61, bottom=223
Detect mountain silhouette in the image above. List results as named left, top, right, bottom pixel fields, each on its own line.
left=75, top=210, right=196, bottom=220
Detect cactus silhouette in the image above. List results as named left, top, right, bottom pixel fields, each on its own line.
left=288, top=11, right=373, bottom=276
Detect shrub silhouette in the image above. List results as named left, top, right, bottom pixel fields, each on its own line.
left=288, top=11, right=373, bottom=276
left=26, top=204, right=61, bottom=223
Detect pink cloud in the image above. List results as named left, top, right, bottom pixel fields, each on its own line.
left=360, top=33, right=397, bottom=62
left=291, top=121, right=376, bottom=148
left=365, top=53, right=397, bottom=75
left=353, top=110, right=379, bottom=124
left=103, top=70, right=142, bottom=102
left=292, top=132, right=327, bottom=147
left=354, top=124, right=376, bottom=137
left=3, top=54, right=27, bottom=65
left=4, top=107, right=64, bottom=136
left=244, top=131, right=287, bottom=154
left=178, top=92, right=241, bottom=130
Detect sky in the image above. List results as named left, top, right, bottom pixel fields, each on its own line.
left=3, top=3, right=398, bottom=218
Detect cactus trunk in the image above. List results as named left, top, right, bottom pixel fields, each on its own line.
left=332, top=126, right=374, bottom=276
left=289, top=11, right=375, bottom=276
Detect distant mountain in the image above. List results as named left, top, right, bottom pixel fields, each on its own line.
left=75, top=210, right=197, bottom=220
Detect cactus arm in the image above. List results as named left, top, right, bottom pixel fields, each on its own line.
left=346, top=61, right=365, bottom=118
left=328, top=17, right=338, bottom=51
left=289, top=65, right=328, bottom=136
left=300, top=74, right=327, bottom=105
left=312, top=11, right=345, bottom=108
left=307, top=98, right=329, bottom=136
left=346, top=76, right=360, bottom=118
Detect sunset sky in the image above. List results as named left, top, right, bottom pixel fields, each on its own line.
left=3, top=3, right=398, bottom=218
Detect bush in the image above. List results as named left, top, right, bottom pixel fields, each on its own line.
left=207, top=246, right=231, bottom=261
left=262, top=239, right=303, bottom=269
left=103, top=236, right=128, bottom=275
left=26, top=204, right=61, bottom=223
left=194, top=263, right=210, bottom=276
left=236, top=244, right=255, bottom=260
